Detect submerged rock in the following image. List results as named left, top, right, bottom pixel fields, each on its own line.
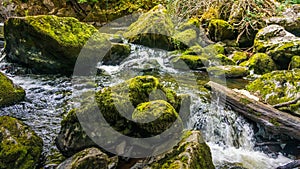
left=207, top=65, right=249, bottom=78
left=246, top=69, right=300, bottom=116
left=0, top=72, right=25, bottom=107
left=56, top=76, right=187, bottom=157
left=240, top=53, right=277, bottom=75
left=0, top=116, right=43, bottom=169
left=253, top=25, right=300, bottom=69
left=135, top=130, right=215, bottom=169
left=4, top=15, right=110, bottom=75
left=57, top=147, right=115, bottom=169
left=124, top=5, right=175, bottom=50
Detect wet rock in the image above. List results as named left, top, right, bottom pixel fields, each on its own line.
left=172, top=29, right=198, bottom=49
left=240, top=53, right=277, bottom=75
left=246, top=69, right=300, bottom=116
left=0, top=72, right=25, bottom=107
left=102, top=43, right=131, bottom=65
left=253, top=25, right=300, bottom=69
left=290, top=55, right=300, bottom=69
left=4, top=15, right=111, bottom=75
left=0, top=116, right=43, bottom=169
left=207, top=65, right=249, bottom=78
left=134, top=130, right=215, bottom=169
left=57, top=147, right=114, bottom=169
left=208, top=19, right=235, bottom=42
left=124, top=5, right=175, bottom=50
left=56, top=76, right=187, bottom=157
left=229, top=51, right=248, bottom=64
left=171, top=54, right=207, bottom=70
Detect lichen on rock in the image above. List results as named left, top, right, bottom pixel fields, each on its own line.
left=240, top=53, right=277, bottom=75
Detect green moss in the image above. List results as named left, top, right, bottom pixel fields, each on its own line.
left=246, top=69, right=300, bottom=115
left=172, top=29, right=198, bottom=49
left=203, top=43, right=225, bottom=55
left=178, top=18, right=201, bottom=31
left=290, top=55, right=300, bottom=69
left=240, top=53, right=277, bottom=74
left=269, top=118, right=280, bottom=127
left=207, top=66, right=249, bottom=78
left=215, top=54, right=236, bottom=65
left=231, top=51, right=248, bottom=64
left=240, top=98, right=251, bottom=104
left=182, top=45, right=204, bottom=55
left=0, top=72, right=25, bottom=107
left=0, top=116, right=43, bottom=169
left=132, top=100, right=182, bottom=136
left=124, top=5, right=175, bottom=50
left=208, top=19, right=235, bottom=41
left=171, top=55, right=208, bottom=70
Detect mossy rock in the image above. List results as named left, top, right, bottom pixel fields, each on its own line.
left=212, top=54, right=236, bottom=66
left=171, top=54, right=208, bottom=70
left=207, top=65, right=249, bottom=78
left=124, top=5, right=175, bottom=50
left=246, top=69, right=300, bottom=115
left=290, top=55, right=300, bottom=69
left=143, top=130, right=215, bottom=169
left=132, top=100, right=182, bottom=136
left=203, top=43, right=225, bottom=55
left=240, top=53, right=277, bottom=75
left=57, top=147, right=113, bottom=169
left=172, top=29, right=198, bottom=49
left=178, top=18, right=201, bottom=31
left=208, top=19, right=235, bottom=42
left=4, top=15, right=111, bottom=75
left=182, top=45, right=204, bottom=55
left=253, top=25, right=300, bottom=69
left=230, top=51, right=248, bottom=64
left=0, top=116, right=43, bottom=169
left=0, top=72, right=25, bottom=107
left=56, top=76, right=186, bottom=157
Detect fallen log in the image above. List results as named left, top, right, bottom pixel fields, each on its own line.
left=205, top=81, right=300, bottom=140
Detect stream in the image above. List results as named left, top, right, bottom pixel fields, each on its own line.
left=0, top=41, right=294, bottom=168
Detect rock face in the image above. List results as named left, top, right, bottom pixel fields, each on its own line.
left=253, top=24, right=300, bottom=69
left=4, top=15, right=110, bottom=75
left=57, top=148, right=113, bottom=169
left=135, top=130, right=215, bottom=169
left=0, top=72, right=25, bottom=107
left=56, top=76, right=187, bottom=157
left=240, top=53, right=277, bottom=75
left=0, top=116, right=43, bottom=169
left=246, top=69, right=300, bottom=116
left=124, top=5, right=175, bottom=50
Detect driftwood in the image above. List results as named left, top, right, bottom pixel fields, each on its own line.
left=205, top=81, right=300, bottom=140
left=276, top=160, right=300, bottom=169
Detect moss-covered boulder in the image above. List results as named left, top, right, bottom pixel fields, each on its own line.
left=132, top=100, right=181, bottom=136
left=240, top=53, right=277, bottom=75
left=124, top=5, right=175, bottom=50
left=290, top=55, right=300, bottom=69
left=172, top=29, right=198, bottom=49
left=229, top=51, right=248, bottom=64
left=171, top=55, right=208, bottom=70
left=246, top=69, right=300, bottom=116
left=0, top=116, right=43, bottom=169
left=4, top=15, right=111, bottom=75
left=253, top=24, right=300, bottom=69
left=57, top=148, right=114, bottom=169
left=208, top=19, right=235, bottom=42
left=0, top=72, right=25, bottom=107
left=138, top=130, right=215, bottom=169
left=56, top=76, right=187, bottom=157
left=207, top=65, right=249, bottom=78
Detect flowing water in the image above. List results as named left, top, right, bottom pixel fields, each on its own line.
left=0, top=43, right=294, bottom=168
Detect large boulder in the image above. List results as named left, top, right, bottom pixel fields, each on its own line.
left=124, top=5, right=175, bottom=50
left=57, top=147, right=115, bottom=169
left=253, top=24, right=300, bottom=69
left=56, top=76, right=188, bottom=157
left=246, top=69, right=300, bottom=116
left=134, top=130, right=215, bottom=169
left=0, top=116, right=43, bottom=169
left=240, top=53, right=277, bottom=75
left=208, top=19, right=235, bottom=42
left=0, top=72, right=25, bottom=107
left=4, top=15, right=111, bottom=75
